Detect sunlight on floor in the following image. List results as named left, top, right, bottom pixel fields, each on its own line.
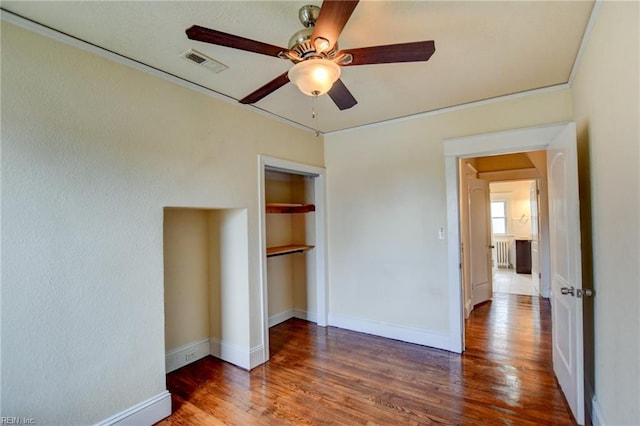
left=493, top=268, right=538, bottom=296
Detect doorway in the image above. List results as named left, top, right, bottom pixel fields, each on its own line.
left=490, top=179, right=540, bottom=297
left=445, top=122, right=586, bottom=424
left=444, top=123, right=567, bottom=353
left=458, top=154, right=548, bottom=319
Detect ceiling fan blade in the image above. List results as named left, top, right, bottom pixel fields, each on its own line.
left=239, top=71, right=290, bottom=104
left=328, top=79, right=357, bottom=110
left=186, top=25, right=286, bottom=57
left=341, top=41, right=436, bottom=66
left=311, top=0, right=359, bottom=52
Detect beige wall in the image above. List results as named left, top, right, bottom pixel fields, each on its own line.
left=1, top=22, right=323, bottom=424
left=325, top=89, right=572, bottom=334
left=3, top=1, right=639, bottom=423
left=571, top=2, right=640, bottom=424
left=163, top=208, right=211, bottom=350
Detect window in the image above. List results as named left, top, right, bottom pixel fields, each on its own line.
left=491, top=201, right=507, bottom=235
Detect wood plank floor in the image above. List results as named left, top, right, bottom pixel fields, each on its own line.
left=157, top=293, right=576, bottom=425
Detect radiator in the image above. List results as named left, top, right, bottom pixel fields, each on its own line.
left=496, top=240, right=510, bottom=268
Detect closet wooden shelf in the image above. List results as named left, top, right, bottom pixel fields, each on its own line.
left=267, top=244, right=314, bottom=257
left=266, top=203, right=316, bottom=214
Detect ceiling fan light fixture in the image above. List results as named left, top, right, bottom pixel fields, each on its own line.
left=287, top=58, right=341, bottom=97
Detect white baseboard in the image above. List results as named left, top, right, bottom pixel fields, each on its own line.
left=165, top=338, right=210, bottom=373
left=269, top=308, right=317, bottom=327
left=96, top=391, right=171, bottom=426
left=464, top=298, right=472, bottom=319
left=210, top=337, right=250, bottom=370
left=585, top=382, right=595, bottom=425
left=293, top=308, right=316, bottom=323
left=166, top=336, right=257, bottom=372
left=591, top=396, right=605, bottom=426
left=269, top=309, right=295, bottom=327
left=250, top=344, right=265, bottom=369
left=328, top=312, right=450, bottom=351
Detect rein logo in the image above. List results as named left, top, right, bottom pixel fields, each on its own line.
left=0, top=418, right=35, bottom=425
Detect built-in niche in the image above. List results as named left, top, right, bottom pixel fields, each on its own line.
left=264, top=170, right=317, bottom=327
left=163, top=207, right=248, bottom=373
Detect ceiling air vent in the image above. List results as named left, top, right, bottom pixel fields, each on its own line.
left=180, top=49, right=228, bottom=73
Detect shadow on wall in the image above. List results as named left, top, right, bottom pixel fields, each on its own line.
left=576, top=122, right=596, bottom=416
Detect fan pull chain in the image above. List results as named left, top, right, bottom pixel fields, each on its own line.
left=312, top=94, right=320, bottom=137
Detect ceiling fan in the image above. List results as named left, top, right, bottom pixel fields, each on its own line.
left=186, top=0, right=435, bottom=111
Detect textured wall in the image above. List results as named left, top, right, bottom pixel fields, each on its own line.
left=1, top=22, right=323, bottom=424
left=324, top=89, right=572, bottom=334
left=163, top=208, right=211, bottom=351
left=571, top=2, right=640, bottom=424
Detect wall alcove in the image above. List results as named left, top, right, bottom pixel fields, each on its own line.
left=163, top=207, right=248, bottom=372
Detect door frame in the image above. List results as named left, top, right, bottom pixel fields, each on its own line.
left=257, top=155, right=328, bottom=367
left=444, top=122, right=570, bottom=352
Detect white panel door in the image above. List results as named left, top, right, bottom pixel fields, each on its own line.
left=468, top=177, right=493, bottom=306
left=547, top=123, right=584, bottom=424
left=530, top=181, right=540, bottom=295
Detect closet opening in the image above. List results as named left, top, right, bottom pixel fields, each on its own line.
left=258, top=156, right=327, bottom=366
left=264, top=170, right=316, bottom=328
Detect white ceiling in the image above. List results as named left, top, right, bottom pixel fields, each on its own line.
left=2, top=1, right=594, bottom=133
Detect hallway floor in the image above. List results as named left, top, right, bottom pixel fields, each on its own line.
left=493, top=267, right=538, bottom=296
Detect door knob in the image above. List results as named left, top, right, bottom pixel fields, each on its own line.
left=577, top=288, right=593, bottom=298
left=560, top=286, right=575, bottom=296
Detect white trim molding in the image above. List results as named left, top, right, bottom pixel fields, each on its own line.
left=165, top=338, right=211, bottom=373
left=586, top=383, right=606, bottom=426
left=568, top=0, right=603, bottom=85
left=249, top=344, right=265, bottom=370
left=591, top=397, right=605, bottom=426
left=329, top=313, right=450, bottom=351
left=326, top=84, right=569, bottom=136
left=443, top=123, right=566, bottom=158
left=293, top=308, right=316, bottom=324
left=209, top=338, right=251, bottom=370
left=96, top=391, right=171, bottom=426
left=269, top=309, right=296, bottom=328
left=166, top=336, right=257, bottom=372
left=268, top=308, right=316, bottom=328
left=444, top=150, right=464, bottom=353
